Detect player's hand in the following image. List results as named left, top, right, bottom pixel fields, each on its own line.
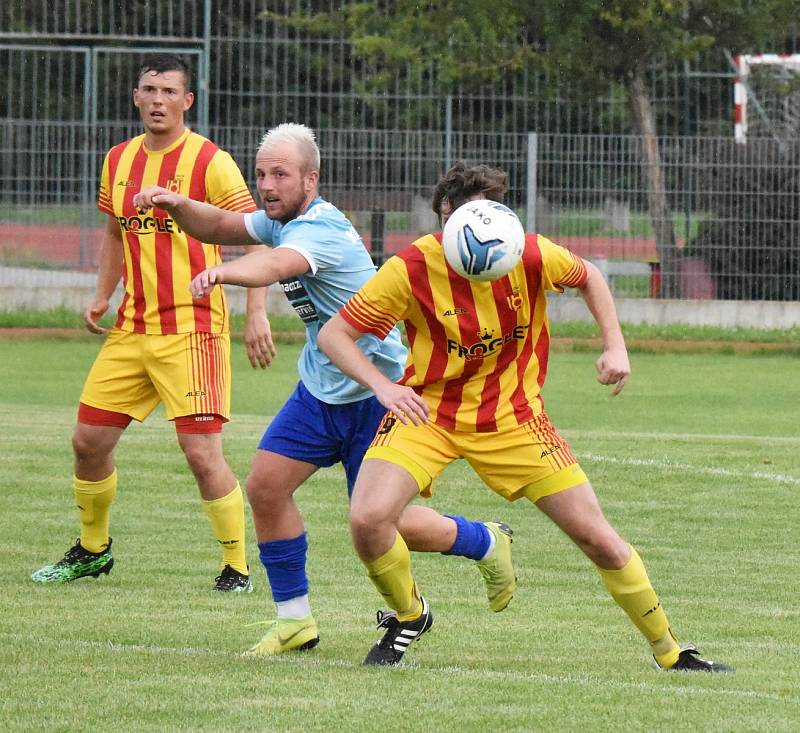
left=245, top=310, right=277, bottom=369
left=596, top=346, right=630, bottom=396
left=374, top=383, right=429, bottom=426
left=133, top=186, right=181, bottom=212
left=190, top=267, right=224, bottom=299
left=84, top=297, right=110, bottom=334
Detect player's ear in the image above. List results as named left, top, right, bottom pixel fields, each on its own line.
left=132, top=87, right=141, bottom=109
left=183, top=91, right=195, bottom=112
left=305, top=169, right=319, bottom=193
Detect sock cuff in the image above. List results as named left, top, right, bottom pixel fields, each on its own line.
left=598, top=545, right=651, bottom=594
left=366, top=533, right=407, bottom=577
left=73, top=469, right=117, bottom=494
left=258, top=533, right=308, bottom=563
left=201, top=482, right=242, bottom=509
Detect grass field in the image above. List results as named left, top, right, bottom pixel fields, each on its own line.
left=1, top=335, right=798, bottom=732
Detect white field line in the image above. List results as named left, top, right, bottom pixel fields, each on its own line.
left=578, top=452, right=800, bottom=486
left=563, top=429, right=800, bottom=446
left=1, top=407, right=797, bottom=485
left=3, top=633, right=797, bottom=706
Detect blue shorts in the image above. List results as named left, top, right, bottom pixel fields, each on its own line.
left=258, top=381, right=389, bottom=495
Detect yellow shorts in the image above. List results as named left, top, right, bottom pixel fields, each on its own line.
left=365, top=411, right=587, bottom=503
left=79, top=329, right=231, bottom=422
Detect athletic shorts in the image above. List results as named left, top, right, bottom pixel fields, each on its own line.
left=79, top=329, right=231, bottom=422
left=258, top=381, right=389, bottom=495
left=365, top=411, right=588, bottom=502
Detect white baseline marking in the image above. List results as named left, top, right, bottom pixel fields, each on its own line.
left=564, top=429, right=800, bottom=446
left=3, top=633, right=798, bottom=706
left=578, top=452, right=800, bottom=486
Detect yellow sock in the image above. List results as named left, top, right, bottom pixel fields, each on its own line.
left=74, top=470, right=117, bottom=553
left=598, top=545, right=680, bottom=668
left=202, top=483, right=248, bottom=575
left=364, top=532, right=422, bottom=621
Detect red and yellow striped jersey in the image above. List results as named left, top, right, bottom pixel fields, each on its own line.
left=341, top=233, right=587, bottom=432
left=97, top=128, right=257, bottom=335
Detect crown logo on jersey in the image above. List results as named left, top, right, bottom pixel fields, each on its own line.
left=479, top=328, right=494, bottom=341
left=165, top=175, right=184, bottom=194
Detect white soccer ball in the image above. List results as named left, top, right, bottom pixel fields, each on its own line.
left=441, top=199, right=525, bottom=281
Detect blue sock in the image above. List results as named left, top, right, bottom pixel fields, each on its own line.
left=258, top=533, right=309, bottom=602
left=441, top=515, right=491, bottom=561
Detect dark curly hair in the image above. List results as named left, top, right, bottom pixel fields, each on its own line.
left=431, top=163, right=508, bottom=219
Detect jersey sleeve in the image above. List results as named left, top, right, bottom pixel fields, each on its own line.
left=205, top=150, right=258, bottom=213
left=537, top=235, right=588, bottom=292
left=279, top=218, right=344, bottom=274
left=97, top=151, right=114, bottom=217
left=340, top=256, right=410, bottom=339
left=244, top=210, right=281, bottom=245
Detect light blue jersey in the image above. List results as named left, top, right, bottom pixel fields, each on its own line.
left=244, top=198, right=406, bottom=404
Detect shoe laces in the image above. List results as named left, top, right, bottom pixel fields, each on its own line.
left=374, top=610, right=401, bottom=648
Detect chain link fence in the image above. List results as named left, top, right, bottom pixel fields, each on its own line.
left=1, top=1, right=798, bottom=305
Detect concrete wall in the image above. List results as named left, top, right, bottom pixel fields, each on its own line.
left=2, top=266, right=799, bottom=329
left=549, top=292, right=800, bottom=329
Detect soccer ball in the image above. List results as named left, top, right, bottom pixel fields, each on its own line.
left=441, top=199, right=525, bottom=281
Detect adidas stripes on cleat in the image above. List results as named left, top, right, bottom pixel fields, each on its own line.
left=31, top=538, right=114, bottom=583
left=213, top=564, right=253, bottom=593
left=362, top=597, right=433, bottom=666
left=662, top=644, right=734, bottom=673
left=245, top=615, right=320, bottom=656
left=476, top=521, right=517, bottom=612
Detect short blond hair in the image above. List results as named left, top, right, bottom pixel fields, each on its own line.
left=257, top=123, right=320, bottom=173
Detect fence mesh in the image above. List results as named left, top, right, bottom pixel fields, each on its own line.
left=1, top=1, right=798, bottom=303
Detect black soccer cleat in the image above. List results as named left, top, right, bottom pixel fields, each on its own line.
left=663, top=644, right=734, bottom=673
left=31, top=538, right=114, bottom=583
left=213, top=564, right=253, bottom=593
left=362, top=596, right=433, bottom=666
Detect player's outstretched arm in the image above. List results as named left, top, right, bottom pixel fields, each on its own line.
left=318, top=314, right=429, bottom=425
left=190, top=246, right=309, bottom=299
left=84, top=217, right=125, bottom=334
left=133, top=185, right=255, bottom=246
left=576, top=260, right=631, bottom=396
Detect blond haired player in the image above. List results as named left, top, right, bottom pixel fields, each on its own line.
left=32, top=54, right=272, bottom=592
left=318, top=162, right=733, bottom=672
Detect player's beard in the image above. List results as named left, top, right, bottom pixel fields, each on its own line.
left=268, top=187, right=309, bottom=224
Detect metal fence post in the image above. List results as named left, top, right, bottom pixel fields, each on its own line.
left=525, top=132, right=537, bottom=232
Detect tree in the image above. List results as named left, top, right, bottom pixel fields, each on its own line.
left=264, top=0, right=796, bottom=297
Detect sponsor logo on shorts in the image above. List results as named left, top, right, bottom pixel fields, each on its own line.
left=540, top=444, right=561, bottom=458
left=185, top=390, right=206, bottom=398
left=377, top=415, right=397, bottom=435
left=447, top=324, right=529, bottom=361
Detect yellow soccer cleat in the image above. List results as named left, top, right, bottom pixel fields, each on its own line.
left=476, top=522, right=517, bottom=612
left=245, top=615, right=320, bottom=656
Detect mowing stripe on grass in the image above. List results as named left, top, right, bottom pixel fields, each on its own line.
left=3, top=633, right=798, bottom=706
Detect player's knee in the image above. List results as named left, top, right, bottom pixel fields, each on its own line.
left=584, top=532, right=629, bottom=569
left=72, top=430, right=109, bottom=465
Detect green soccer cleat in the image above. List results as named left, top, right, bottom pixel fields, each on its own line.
left=244, top=615, right=320, bottom=656
left=476, top=522, right=517, bottom=612
left=31, top=538, right=114, bottom=583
